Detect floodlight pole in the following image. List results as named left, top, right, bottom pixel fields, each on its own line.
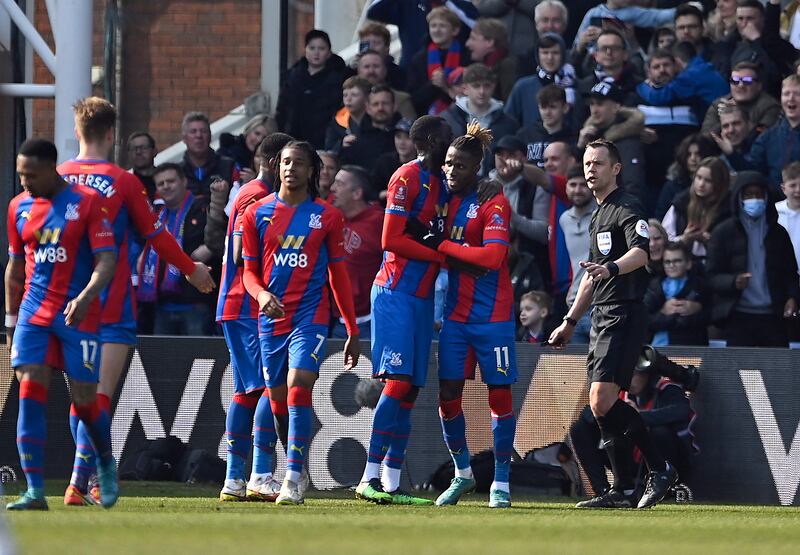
left=53, top=0, right=93, bottom=162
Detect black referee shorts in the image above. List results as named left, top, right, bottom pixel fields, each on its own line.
left=586, top=303, right=648, bottom=389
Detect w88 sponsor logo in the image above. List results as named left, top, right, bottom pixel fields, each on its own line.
left=273, top=252, right=308, bottom=268
left=34, top=246, right=68, bottom=263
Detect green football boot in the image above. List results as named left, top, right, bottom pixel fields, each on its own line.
left=355, top=478, right=392, bottom=504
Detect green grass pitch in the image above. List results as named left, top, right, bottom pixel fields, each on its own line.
left=4, top=482, right=800, bottom=555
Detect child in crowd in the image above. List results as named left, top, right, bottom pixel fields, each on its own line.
left=518, top=290, right=552, bottom=343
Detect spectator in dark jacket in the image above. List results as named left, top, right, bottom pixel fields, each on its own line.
left=275, top=30, right=350, bottom=149
left=179, top=111, right=237, bottom=235
left=340, top=85, right=400, bottom=173
left=366, top=0, right=479, bottom=68
left=714, top=0, right=798, bottom=96
left=407, top=7, right=473, bottom=116
left=706, top=171, right=800, bottom=347
left=325, top=76, right=372, bottom=153
left=515, top=84, right=576, bottom=168
left=371, top=118, right=417, bottom=202
left=644, top=241, right=711, bottom=346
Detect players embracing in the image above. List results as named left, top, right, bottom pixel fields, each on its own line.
left=407, top=122, right=518, bottom=508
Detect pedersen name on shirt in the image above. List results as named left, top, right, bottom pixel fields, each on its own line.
left=65, top=174, right=117, bottom=197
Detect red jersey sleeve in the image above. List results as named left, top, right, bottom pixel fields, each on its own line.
left=121, top=172, right=163, bottom=240
left=7, top=200, right=23, bottom=258
left=86, top=193, right=116, bottom=253
left=324, top=206, right=347, bottom=263
left=480, top=194, right=511, bottom=245
left=240, top=203, right=261, bottom=262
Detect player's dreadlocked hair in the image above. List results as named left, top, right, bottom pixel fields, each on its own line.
left=450, top=120, right=494, bottom=163
left=276, top=140, right=321, bottom=199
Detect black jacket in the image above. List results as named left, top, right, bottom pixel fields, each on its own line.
left=180, top=148, right=237, bottom=199
left=217, top=134, right=254, bottom=171
left=643, top=273, right=711, bottom=345
left=705, top=177, right=800, bottom=324
left=515, top=121, right=577, bottom=168
left=339, top=114, right=401, bottom=172
left=275, top=54, right=350, bottom=148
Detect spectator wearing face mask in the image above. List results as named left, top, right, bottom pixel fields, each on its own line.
left=706, top=171, right=799, bottom=347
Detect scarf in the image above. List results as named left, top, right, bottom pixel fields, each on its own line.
left=427, top=40, right=461, bottom=115
left=137, top=192, right=194, bottom=302
left=652, top=276, right=688, bottom=346
left=537, top=63, right=577, bottom=105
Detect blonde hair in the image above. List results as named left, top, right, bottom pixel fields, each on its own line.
left=72, top=96, right=116, bottom=142
left=450, top=120, right=494, bottom=161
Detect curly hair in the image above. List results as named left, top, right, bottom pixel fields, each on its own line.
left=450, top=120, right=494, bottom=163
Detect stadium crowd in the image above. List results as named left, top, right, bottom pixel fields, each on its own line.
left=124, top=0, right=800, bottom=348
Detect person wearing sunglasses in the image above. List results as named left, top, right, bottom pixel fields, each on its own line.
left=702, top=62, right=781, bottom=134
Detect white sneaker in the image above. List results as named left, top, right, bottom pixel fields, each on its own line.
left=298, top=467, right=310, bottom=496
left=219, top=478, right=247, bottom=502
left=246, top=475, right=281, bottom=502
left=275, top=478, right=304, bottom=505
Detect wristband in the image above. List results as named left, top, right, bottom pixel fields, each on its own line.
left=604, top=261, right=620, bottom=277
left=563, top=316, right=577, bottom=327
left=5, top=314, right=18, bottom=328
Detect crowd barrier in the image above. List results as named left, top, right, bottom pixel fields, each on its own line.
left=1, top=338, right=799, bottom=505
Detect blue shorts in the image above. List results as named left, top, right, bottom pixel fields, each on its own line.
left=259, top=323, right=327, bottom=388
left=370, top=285, right=434, bottom=387
left=99, top=320, right=137, bottom=345
left=223, top=319, right=265, bottom=394
left=438, top=320, right=518, bottom=385
left=11, top=318, right=101, bottom=383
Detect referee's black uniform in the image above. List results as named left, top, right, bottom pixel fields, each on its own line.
left=587, top=187, right=650, bottom=390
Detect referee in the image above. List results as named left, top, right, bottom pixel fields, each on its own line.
left=549, top=139, right=678, bottom=509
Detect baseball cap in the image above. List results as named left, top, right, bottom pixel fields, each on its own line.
left=587, top=80, right=625, bottom=104
left=492, top=135, right=526, bottom=154
left=394, top=118, right=413, bottom=134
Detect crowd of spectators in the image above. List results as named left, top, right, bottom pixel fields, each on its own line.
left=126, top=0, right=800, bottom=348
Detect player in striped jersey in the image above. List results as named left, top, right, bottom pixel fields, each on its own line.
left=58, top=97, right=215, bottom=506
left=241, top=140, right=360, bottom=505
left=217, top=133, right=292, bottom=502
left=406, top=123, right=517, bottom=508
left=5, top=139, right=118, bottom=510
left=356, top=116, right=502, bottom=505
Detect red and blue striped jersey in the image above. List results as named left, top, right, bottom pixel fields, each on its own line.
left=217, top=178, right=272, bottom=322
left=58, top=159, right=165, bottom=326
left=7, top=183, right=115, bottom=331
left=241, top=193, right=346, bottom=336
left=374, top=160, right=449, bottom=299
left=444, top=192, right=514, bottom=323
